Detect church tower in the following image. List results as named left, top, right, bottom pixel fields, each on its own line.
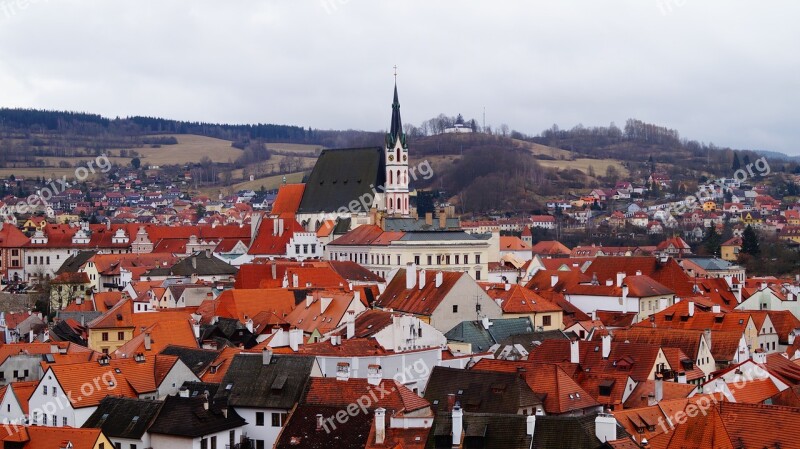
left=384, top=83, right=410, bottom=216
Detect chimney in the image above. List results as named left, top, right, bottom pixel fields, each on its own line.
left=192, top=321, right=200, bottom=339
left=292, top=273, right=299, bottom=288
left=179, top=387, right=189, bottom=398
left=346, top=310, right=356, bottom=339
left=418, top=269, right=427, bottom=290
left=570, top=340, right=580, bottom=364
left=677, top=371, right=687, bottom=384
left=447, top=393, right=456, bottom=411
left=550, top=274, right=559, bottom=288
left=655, top=375, right=664, bottom=402
left=272, top=218, right=278, bottom=236
left=289, top=328, right=303, bottom=352
left=504, top=283, right=511, bottom=291
left=306, top=294, right=314, bottom=308
left=367, top=364, right=382, bottom=386
left=191, top=256, right=197, bottom=270
left=245, top=318, right=254, bottom=333
left=595, top=413, right=617, bottom=443
left=262, top=348, right=273, bottom=365
left=452, top=403, right=463, bottom=447
left=688, top=301, right=695, bottom=317
left=144, top=332, right=152, bottom=351
left=439, top=212, right=447, bottom=229
left=601, top=334, right=611, bottom=359
left=320, top=297, right=332, bottom=314
left=712, top=304, right=721, bottom=314
left=616, top=272, right=625, bottom=287
left=635, top=270, right=642, bottom=276
left=526, top=415, right=536, bottom=437
left=271, top=261, right=277, bottom=279
left=425, top=212, right=433, bottom=226
left=336, top=362, right=350, bottom=381
left=481, top=316, right=491, bottom=330
left=375, top=407, right=386, bottom=445
left=278, top=218, right=284, bottom=236
left=435, top=271, right=443, bottom=288
left=316, top=414, right=324, bottom=432
left=406, top=263, right=417, bottom=289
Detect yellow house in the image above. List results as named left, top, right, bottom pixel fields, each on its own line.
left=483, top=283, right=564, bottom=331
left=741, top=212, right=763, bottom=225
left=702, top=200, right=717, bottom=211
left=22, top=216, right=47, bottom=233
left=720, top=237, right=742, bottom=262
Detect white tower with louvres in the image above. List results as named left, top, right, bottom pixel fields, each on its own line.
left=384, top=83, right=410, bottom=216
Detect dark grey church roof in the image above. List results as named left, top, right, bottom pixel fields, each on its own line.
left=148, top=395, right=245, bottom=437
left=445, top=318, right=534, bottom=352
left=297, top=147, right=386, bottom=214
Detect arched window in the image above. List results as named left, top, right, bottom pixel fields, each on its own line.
left=396, top=170, right=401, bottom=185
left=389, top=170, right=393, bottom=185
left=396, top=148, right=400, bottom=161
left=389, top=198, right=394, bottom=210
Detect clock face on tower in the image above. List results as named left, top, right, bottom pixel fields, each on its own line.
left=388, top=155, right=394, bottom=161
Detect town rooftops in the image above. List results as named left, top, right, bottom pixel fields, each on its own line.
left=215, top=352, right=315, bottom=410
left=82, top=396, right=164, bottom=440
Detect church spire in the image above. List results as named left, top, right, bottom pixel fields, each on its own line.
left=390, top=82, right=402, bottom=140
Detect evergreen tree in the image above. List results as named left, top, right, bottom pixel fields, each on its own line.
left=732, top=152, right=741, bottom=171
left=741, top=224, right=760, bottom=256
left=703, top=224, right=721, bottom=256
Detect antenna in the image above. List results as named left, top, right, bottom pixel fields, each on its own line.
left=393, top=65, right=398, bottom=82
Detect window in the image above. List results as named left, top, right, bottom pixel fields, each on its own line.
left=13, top=370, right=18, bottom=378
left=23, top=370, right=28, bottom=377
left=200, top=439, right=208, bottom=449
left=414, top=255, right=420, bottom=265
left=256, top=441, right=265, bottom=449
left=102, top=332, right=109, bottom=341
left=32, top=412, right=37, bottom=425
left=43, top=414, right=47, bottom=425
left=543, top=315, right=552, bottom=327
left=53, top=415, right=57, bottom=427
left=452, top=305, right=459, bottom=313
left=63, top=417, right=68, bottom=426
left=43, top=385, right=48, bottom=395
left=475, top=254, right=481, bottom=264
left=436, top=255, right=442, bottom=264
left=455, top=255, right=460, bottom=264
left=476, top=270, right=481, bottom=280
left=427, top=255, right=432, bottom=265
left=130, top=445, right=137, bottom=449
left=53, top=387, right=57, bottom=397
left=229, top=431, right=235, bottom=448
left=210, top=436, right=217, bottom=449
left=256, top=412, right=265, bottom=426
left=271, top=412, right=288, bottom=427
left=118, top=331, right=125, bottom=341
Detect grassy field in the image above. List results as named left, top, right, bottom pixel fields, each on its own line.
left=234, top=171, right=307, bottom=191
left=266, top=143, right=323, bottom=153
left=535, top=158, right=629, bottom=177
left=111, top=134, right=244, bottom=165
left=0, top=167, right=88, bottom=180
left=514, top=139, right=574, bottom=159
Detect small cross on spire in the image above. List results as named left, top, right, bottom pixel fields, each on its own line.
left=393, top=65, right=398, bottom=81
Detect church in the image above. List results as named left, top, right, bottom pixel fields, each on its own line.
left=274, top=83, right=413, bottom=232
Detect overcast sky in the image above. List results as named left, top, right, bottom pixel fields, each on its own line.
left=1, top=1, right=798, bottom=153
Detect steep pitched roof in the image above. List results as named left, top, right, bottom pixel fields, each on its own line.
left=147, top=395, right=245, bottom=437
left=583, top=256, right=694, bottom=297
left=271, top=183, right=306, bottom=215
left=82, top=396, right=164, bottom=439
left=424, top=366, right=541, bottom=414
left=297, top=147, right=386, bottom=214
left=214, top=352, right=315, bottom=409
left=375, top=269, right=464, bottom=316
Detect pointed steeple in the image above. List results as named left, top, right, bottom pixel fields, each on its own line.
left=390, top=83, right=402, bottom=139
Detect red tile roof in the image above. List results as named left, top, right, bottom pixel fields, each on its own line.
left=271, top=184, right=306, bottom=215
left=303, top=377, right=429, bottom=413
left=1, top=426, right=108, bottom=449
left=583, top=257, right=694, bottom=297
left=375, top=269, right=464, bottom=316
